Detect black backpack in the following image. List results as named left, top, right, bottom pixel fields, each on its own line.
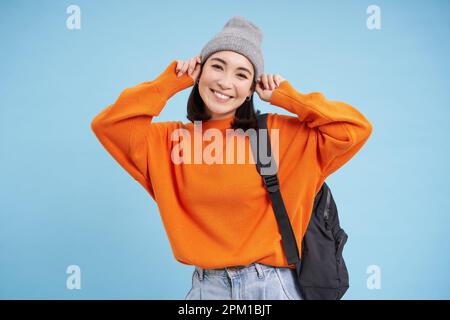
left=249, top=112, right=350, bottom=300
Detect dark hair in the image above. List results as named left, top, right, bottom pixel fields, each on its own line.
left=186, top=64, right=261, bottom=131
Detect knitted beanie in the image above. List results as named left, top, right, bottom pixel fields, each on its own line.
left=199, top=16, right=264, bottom=81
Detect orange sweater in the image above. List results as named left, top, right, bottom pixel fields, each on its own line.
left=91, top=60, right=372, bottom=270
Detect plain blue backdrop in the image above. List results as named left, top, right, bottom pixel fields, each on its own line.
left=1, top=0, right=449, bottom=299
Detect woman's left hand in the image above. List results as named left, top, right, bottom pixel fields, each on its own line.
left=255, top=74, right=286, bottom=102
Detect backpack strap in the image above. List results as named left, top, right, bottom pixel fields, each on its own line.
left=249, top=113, right=301, bottom=269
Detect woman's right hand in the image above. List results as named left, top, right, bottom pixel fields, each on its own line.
left=176, top=56, right=202, bottom=83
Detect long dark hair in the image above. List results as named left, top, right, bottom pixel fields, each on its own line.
left=186, top=64, right=260, bottom=131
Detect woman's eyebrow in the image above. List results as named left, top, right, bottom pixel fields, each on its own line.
left=210, top=57, right=252, bottom=75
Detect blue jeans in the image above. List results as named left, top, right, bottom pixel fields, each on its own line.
left=184, top=263, right=303, bottom=300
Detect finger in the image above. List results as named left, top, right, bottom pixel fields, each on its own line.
left=181, top=61, right=189, bottom=74
left=261, top=74, right=269, bottom=90
left=188, top=58, right=196, bottom=76
left=273, top=75, right=280, bottom=87
left=197, top=56, right=202, bottom=64
left=268, top=75, right=276, bottom=90
left=179, top=61, right=189, bottom=77
left=177, top=61, right=185, bottom=77
left=176, top=60, right=181, bottom=73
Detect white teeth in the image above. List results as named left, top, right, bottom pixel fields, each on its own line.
left=213, top=90, right=231, bottom=100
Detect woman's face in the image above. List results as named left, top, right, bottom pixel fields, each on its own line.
left=198, top=51, right=255, bottom=120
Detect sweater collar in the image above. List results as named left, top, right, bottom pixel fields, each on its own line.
left=198, top=115, right=235, bottom=130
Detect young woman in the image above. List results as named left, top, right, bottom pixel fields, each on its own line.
left=91, top=16, right=372, bottom=300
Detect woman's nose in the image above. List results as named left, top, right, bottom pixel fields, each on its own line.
left=217, top=81, right=233, bottom=91
left=217, top=75, right=234, bottom=89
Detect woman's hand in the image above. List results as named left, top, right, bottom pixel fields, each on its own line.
left=176, top=56, right=202, bottom=83
left=255, top=74, right=286, bottom=102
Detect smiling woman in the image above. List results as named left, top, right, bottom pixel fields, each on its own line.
left=199, top=52, right=254, bottom=111
left=184, top=50, right=261, bottom=131
left=90, top=15, right=372, bottom=301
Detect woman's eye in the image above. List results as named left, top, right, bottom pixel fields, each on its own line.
left=212, top=65, right=247, bottom=79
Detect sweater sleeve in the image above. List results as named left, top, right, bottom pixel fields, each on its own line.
left=269, top=80, right=373, bottom=179
left=90, top=60, right=194, bottom=199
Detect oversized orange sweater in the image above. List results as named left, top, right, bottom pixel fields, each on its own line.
left=91, top=60, right=372, bottom=270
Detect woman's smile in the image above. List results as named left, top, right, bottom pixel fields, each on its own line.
left=210, top=88, right=234, bottom=103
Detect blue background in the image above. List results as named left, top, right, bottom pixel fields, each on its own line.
left=1, top=0, right=449, bottom=299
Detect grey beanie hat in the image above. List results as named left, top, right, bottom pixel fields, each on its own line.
left=199, top=16, right=264, bottom=81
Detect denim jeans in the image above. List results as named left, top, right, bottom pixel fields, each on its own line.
left=184, top=263, right=303, bottom=300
